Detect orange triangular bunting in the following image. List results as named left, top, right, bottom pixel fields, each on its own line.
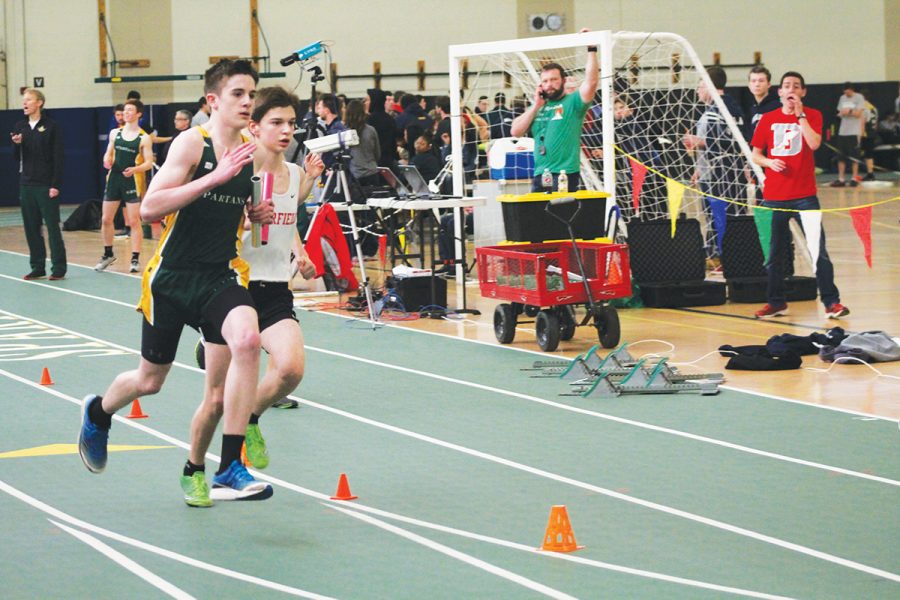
left=330, top=472, right=358, bottom=500
left=126, top=399, right=148, bottom=419
left=540, top=505, right=583, bottom=552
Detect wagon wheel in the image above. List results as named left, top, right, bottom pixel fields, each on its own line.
left=523, top=304, right=540, bottom=318
left=594, top=305, right=621, bottom=348
left=559, top=306, right=577, bottom=341
left=493, top=304, right=516, bottom=344
left=535, top=310, right=561, bottom=352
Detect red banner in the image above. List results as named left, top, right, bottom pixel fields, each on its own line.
left=849, top=206, right=873, bottom=268
left=629, top=158, right=647, bottom=213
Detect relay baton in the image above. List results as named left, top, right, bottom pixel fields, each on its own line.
left=250, top=171, right=274, bottom=247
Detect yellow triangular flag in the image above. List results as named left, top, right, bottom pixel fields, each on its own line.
left=0, top=443, right=173, bottom=459
left=667, top=179, right=686, bottom=238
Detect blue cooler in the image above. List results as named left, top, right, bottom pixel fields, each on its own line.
left=488, top=138, right=535, bottom=180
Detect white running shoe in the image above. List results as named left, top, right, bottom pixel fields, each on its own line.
left=94, top=255, right=116, bottom=272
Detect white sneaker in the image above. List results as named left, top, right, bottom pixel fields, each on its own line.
left=94, top=255, right=116, bottom=272
left=130, top=259, right=140, bottom=273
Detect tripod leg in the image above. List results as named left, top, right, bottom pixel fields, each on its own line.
left=338, top=170, right=378, bottom=326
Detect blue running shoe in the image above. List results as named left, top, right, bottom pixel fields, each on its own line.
left=78, top=394, right=109, bottom=474
left=210, top=460, right=273, bottom=501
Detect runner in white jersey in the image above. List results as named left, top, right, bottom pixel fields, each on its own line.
left=190, top=87, right=324, bottom=480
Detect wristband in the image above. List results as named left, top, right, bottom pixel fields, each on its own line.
left=798, top=112, right=807, bottom=120
left=587, top=46, right=597, bottom=53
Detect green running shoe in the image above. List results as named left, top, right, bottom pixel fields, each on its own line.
left=244, top=423, right=269, bottom=469
left=180, top=472, right=212, bottom=508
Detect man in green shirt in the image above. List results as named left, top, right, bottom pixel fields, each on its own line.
left=511, top=28, right=599, bottom=192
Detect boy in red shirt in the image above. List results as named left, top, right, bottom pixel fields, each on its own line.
left=750, top=71, right=849, bottom=320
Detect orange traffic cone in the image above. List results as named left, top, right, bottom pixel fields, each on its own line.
left=39, top=367, right=53, bottom=386
left=126, top=398, right=148, bottom=419
left=330, top=472, right=358, bottom=500
left=539, top=505, right=583, bottom=552
left=607, top=254, right=623, bottom=286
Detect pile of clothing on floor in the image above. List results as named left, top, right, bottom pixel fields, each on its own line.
left=718, top=328, right=900, bottom=370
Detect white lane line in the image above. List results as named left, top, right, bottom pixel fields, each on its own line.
left=1, top=363, right=896, bottom=588
left=0, top=273, right=135, bottom=308
left=49, top=519, right=196, bottom=600
left=326, top=504, right=578, bottom=600
left=0, top=307, right=894, bottom=490
left=306, top=345, right=900, bottom=488
left=0, top=368, right=809, bottom=598
left=288, top=394, right=900, bottom=584
left=0, top=480, right=335, bottom=599
left=1, top=251, right=897, bottom=423
left=311, top=305, right=900, bottom=422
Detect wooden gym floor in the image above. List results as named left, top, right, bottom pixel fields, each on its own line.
left=0, top=182, right=897, bottom=419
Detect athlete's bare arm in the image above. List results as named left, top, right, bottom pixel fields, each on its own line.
left=102, top=130, right=117, bottom=170
left=140, top=129, right=254, bottom=222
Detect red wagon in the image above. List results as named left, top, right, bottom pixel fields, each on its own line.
left=477, top=240, right=631, bottom=351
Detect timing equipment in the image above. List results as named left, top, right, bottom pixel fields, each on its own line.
left=303, top=129, right=359, bottom=154
left=279, top=40, right=324, bottom=67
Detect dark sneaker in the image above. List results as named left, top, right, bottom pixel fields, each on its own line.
left=23, top=271, right=46, bottom=280
left=94, top=255, right=116, bottom=272
left=180, top=472, right=213, bottom=508
left=829, top=180, right=846, bottom=188
left=825, top=303, right=850, bottom=319
left=862, top=173, right=875, bottom=182
left=754, top=303, right=789, bottom=319
left=272, top=397, right=299, bottom=409
left=49, top=273, right=66, bottom=281
left=78, top=395, right=109, bottom=474
left=849, top=180, right=859, bottom=187
left=129, top=259, right=140, bottom=273
left=210, top=460, right=273, bottom=501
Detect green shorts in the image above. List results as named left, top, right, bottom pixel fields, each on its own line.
left=105, top=170, right=140, bottom=203
left=140, top=265, right=252, bottom=336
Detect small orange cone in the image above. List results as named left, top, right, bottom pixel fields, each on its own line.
left=39, top=367, right=53, bottom=386
left=607, top=254, right=623, bottom=286
left=539, top=505, right=583, bottom=552
left=330, top=472, right=358, bottom=500
left=125, top=398, right=148, bottom=419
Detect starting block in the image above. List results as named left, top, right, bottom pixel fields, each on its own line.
left=573, top=358, right=721, bottom=397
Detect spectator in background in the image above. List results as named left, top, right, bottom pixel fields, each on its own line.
left=391, top=90, right=406, bottom=115
left=113, top=104, right=126, bottom=128
left=683, top=66, right=745, bottom=265
left=395, top=94, right=432, bottom=157
left=411, top=133, right=442, bottom=183
left=831, top=82, right=865, bottom=187
left=345, top=99, right=381, bottom=187
left=750, top=71, right=848, bottom=320
left=859, top=87, right=878, bottom=182
left=315, top=93, right=346, bottom=172
left=159, top=109, right=192, bottom=165
left=366, top=88, right=398, bottom=168
left=11, top=88, right=67, bottom=280
left=475, top=96, right=489, bottom=114
left=191, top=96, right=210, bottom=126
left=486, top=92, right=514, bottom=139
left=743, top=66, right=780, bottom=141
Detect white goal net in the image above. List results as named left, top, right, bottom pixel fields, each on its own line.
left=448, top=31, right=762, bottom=259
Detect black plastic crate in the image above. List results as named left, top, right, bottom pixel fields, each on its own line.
left=500, top=193, right=607, bottom=243
left=639, top=281, right=727, bottom=308
left=627, top=218, right=706, bottom=283
left=727, top=276, right=818, bottom=303
left=388, top=276, right=447, bottom=312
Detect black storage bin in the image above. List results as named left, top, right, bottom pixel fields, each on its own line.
left=727, top=276, right=818, bottom=303
left=498, top=191, right=608, bottom=243
left=627, top=218, right=726, bottom=308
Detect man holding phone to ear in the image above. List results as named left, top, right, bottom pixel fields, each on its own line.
left=510, top=28, right=599, bottom=192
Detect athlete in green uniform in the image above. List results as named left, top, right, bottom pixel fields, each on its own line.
left=78, top=59, right=275, bottom=505
left=97, top=99, right=154, bottom=273
left=510, top=27, right=599, bottom=192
